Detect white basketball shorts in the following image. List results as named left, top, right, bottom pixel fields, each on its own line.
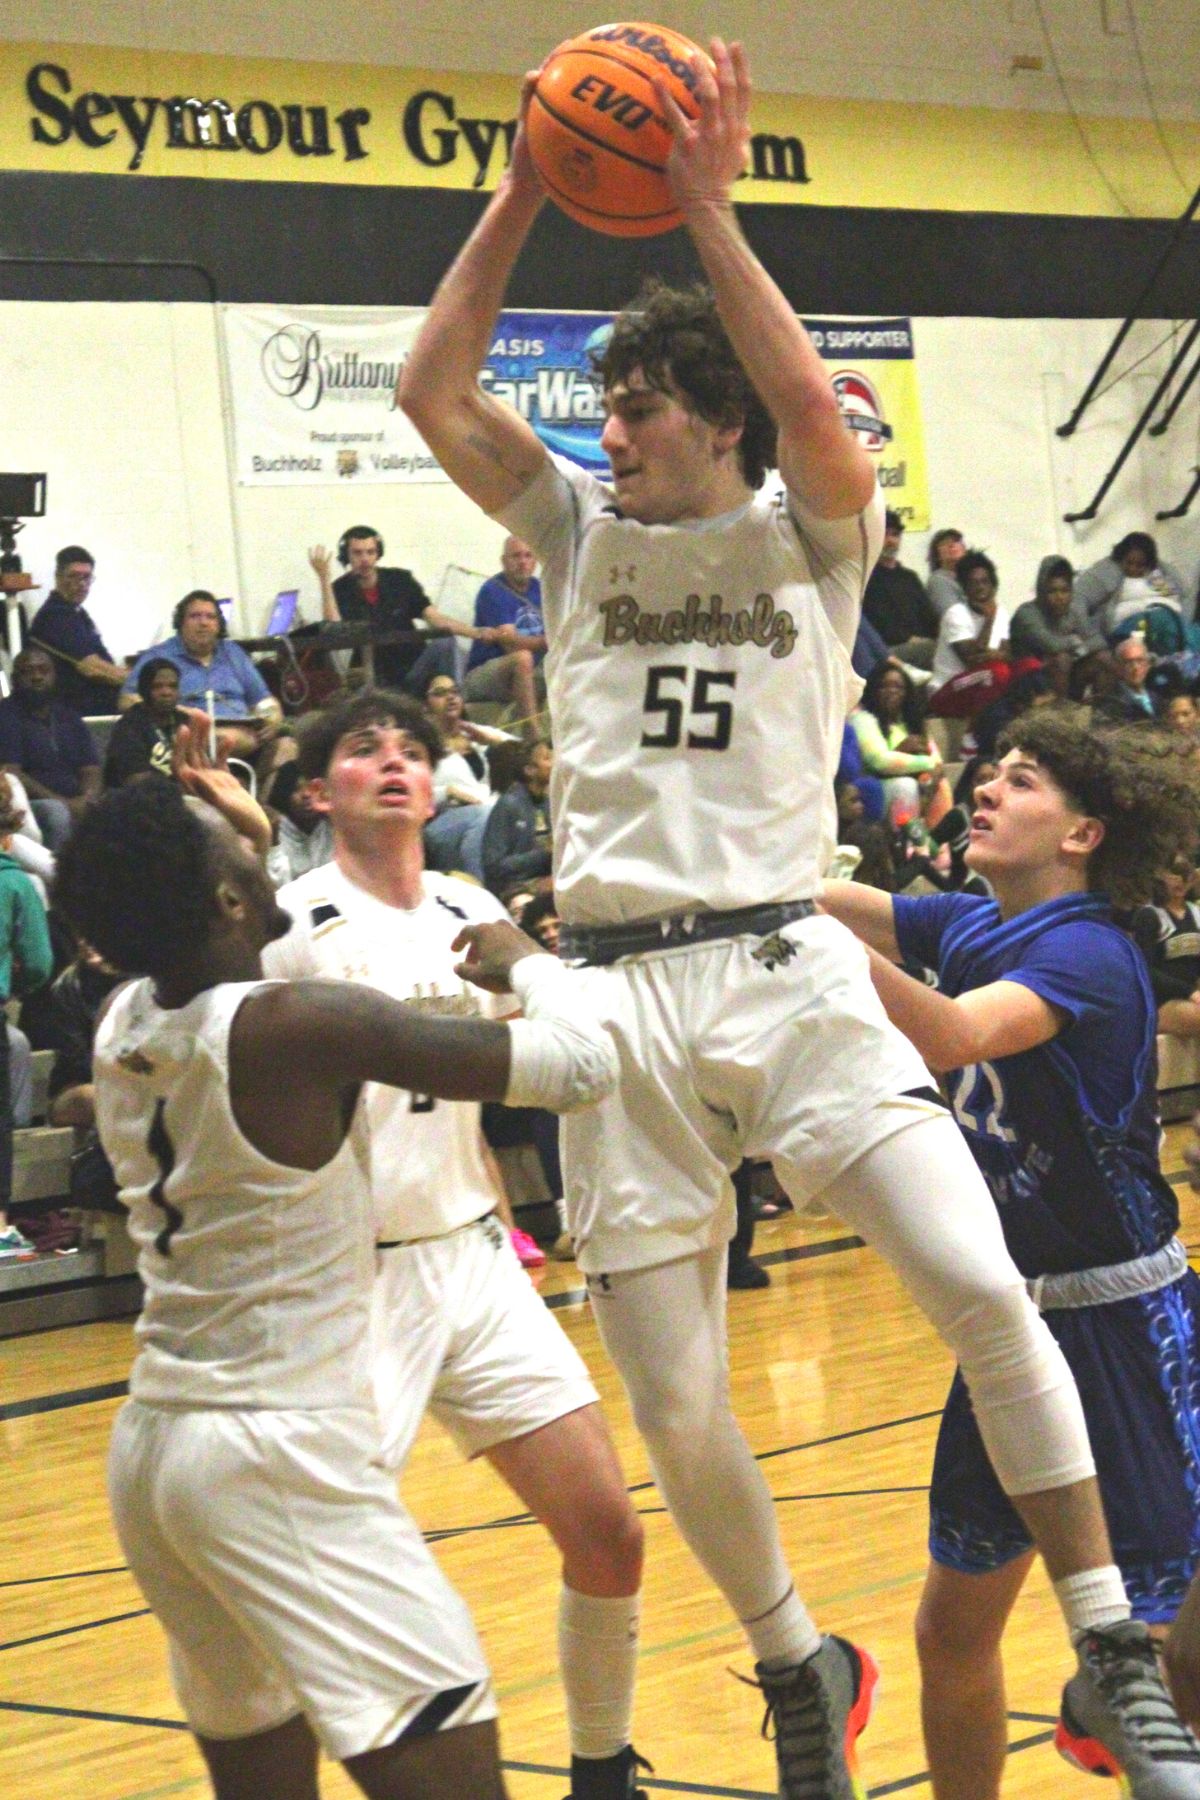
left=370, top=1212, right=597, bottom=1467
left=562, top=910, right=931, bottom=1274
left=108, top=1400, right=496, bottom=1759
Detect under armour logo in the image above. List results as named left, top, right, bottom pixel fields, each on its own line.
left=609, top=564, right=637, bottom=584
left=586, top=1272, right=613, bottom=1295
left=751, top=932, right=799, bottom=973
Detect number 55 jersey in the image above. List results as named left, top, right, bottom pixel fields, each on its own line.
left=501, top=454, right=882, bottom=926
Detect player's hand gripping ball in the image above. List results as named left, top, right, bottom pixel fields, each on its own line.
left=527, top=21, right=711, bottom=237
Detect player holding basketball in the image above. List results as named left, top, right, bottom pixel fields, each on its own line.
left=823, top=712, right=1200, bottom=1800
left=398, top=37, right=1200, bottom=1800
left=263, top=690, right=649, bottom=1800
left=55, top=774, right=619, bottom=1800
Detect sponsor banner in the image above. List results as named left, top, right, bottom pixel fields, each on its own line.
left=223, top=305, right=928, bottom=518
left=223, top=306, right=435, bottom=486
left=223, top=305, right=617, bottom=486
left=2, top=39, right=1196, bottom=217
left=807, top=318, right=931, bottom=530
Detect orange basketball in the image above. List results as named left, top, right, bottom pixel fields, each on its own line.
left=527, top=22, right=709, bottom=238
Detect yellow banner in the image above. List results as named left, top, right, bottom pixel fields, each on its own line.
left=809, top=319, right=931, bottom=532
left=1, top=40, right=1197, bottom=217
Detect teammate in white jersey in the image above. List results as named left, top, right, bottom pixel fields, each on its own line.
left=263, top=689, right=648, bottom=1800
left=54, top=772, right=619, bottom=1800
left=396, top=35, right=1200, bottom=1800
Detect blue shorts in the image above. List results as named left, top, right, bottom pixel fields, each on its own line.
left=929, top=1272, right=1200, bottom=1622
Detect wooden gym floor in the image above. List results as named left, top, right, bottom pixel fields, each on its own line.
left=3, top=1128, right=1197, bottom=1800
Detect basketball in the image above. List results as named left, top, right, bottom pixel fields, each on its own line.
left=527, top=22, right=709, bottom=238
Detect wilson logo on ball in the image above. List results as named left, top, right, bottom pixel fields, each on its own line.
left=527, top=20, right=710, bottom=238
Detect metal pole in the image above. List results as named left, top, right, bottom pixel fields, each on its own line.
left=1056, top=181, right=1200, bottom=438
left=1156, top=467, right=1200, bottom=522
left=1064, top=319, right=1200, bottom=522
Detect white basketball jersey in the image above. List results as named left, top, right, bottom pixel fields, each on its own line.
left=94, top=979, right=376, bottom=1410
left=503, top=455, right=881, bottom=927
left=265, top=865, right=515, bottom=1240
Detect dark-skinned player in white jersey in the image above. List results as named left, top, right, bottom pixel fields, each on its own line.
left=54, top=763, right=618, bottom=1800
left=396, top=36, right=1200, bottom=1800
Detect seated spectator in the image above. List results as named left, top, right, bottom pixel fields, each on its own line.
left=0, top=771, right=54, bottom=905
left=1131, top=853, right=1200, bottom=1039
left=0, top=778, right=54, bottom=1256
left=927, top=551, right=1018, bottom=719
left=520, top=889, right=561, bottom=954
left=850, top=660, right=950, bottom=834
left=421, top=674, right=501, bottom=883
left=862, top=510, right=939, bottom=668
left=463, top=537, right=548, bottom=726
left=926, top=527, right=967, bottom=617
left=482, top=738, right=553, bottom=899
left=1164, top=692, right=1200, bottom=743
left=1009, top=556, right=1107, bottom=666
left=122, top=594, right=281, bottom=754
left=102, top=658, right=184, bottom=787
left=264, top=762, right=333, bottom=887
left=836, top=720, right=885, bottom=824
left=308, top=528, right=462, bottom=694
left=1094, top=634, right=1157, bottom=722
left=1076, top=531, right=1189, bottom=648
left=28, top=544, right=128, bottom=715
left=0, top=648, right=100, bottom=850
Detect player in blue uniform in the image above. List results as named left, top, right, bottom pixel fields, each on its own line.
left=823, top=709, right=1200, bottom=1800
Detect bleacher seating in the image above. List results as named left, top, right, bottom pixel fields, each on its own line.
left=1157, top=1034, right=1200, bottom=1123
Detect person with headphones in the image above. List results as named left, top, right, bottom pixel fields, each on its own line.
left=121, top=591, right=282, bottom=753
left=308, top=527, right=463, bottom=694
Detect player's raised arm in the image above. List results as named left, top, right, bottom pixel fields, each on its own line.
left=659, top=39, right=874, bottom=519
left=396, top=75, right=551, bottom=516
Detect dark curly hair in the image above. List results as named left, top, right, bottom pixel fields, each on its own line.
left=53, top=779, right=216, bottom=978
left=295, top=689, right=442, bottom=780
left=956, top=549, right=998, bottom=594
left=593, top=280, right=777, bottom=490
left=997, top=707, right=1200, bottom=909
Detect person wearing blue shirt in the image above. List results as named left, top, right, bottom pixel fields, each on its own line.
left=463, top=538, right=546, bottom=727
left=123, top=592, right=276, bottom=723
left=824, top=709, right=1200, bottom=1800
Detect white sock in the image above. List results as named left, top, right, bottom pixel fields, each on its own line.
left=1054, top=1565, right=1131, bottom=1639
left=558, top=1586, right=640, bottom=1761
left=745, top=1584, right=822, bottom=1671
left=556, top=1197, right=569, bottom=1232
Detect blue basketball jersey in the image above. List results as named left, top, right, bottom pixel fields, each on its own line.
left=893, top=890, right=1178, bottom=1277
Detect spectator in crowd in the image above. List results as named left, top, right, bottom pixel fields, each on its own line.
left=263, top=761, right=333, bottom=887
left=1076, top=532, right=1189, bottom=648
left=1164, top=692, right=1200, bottom=743
left=1131, top=852, right=1200, bottom=1040
left=307, top=529, right=462, bottom=693
left=0, top=770, right=55, bottom=906
left=928, top=550, right=1015, bottom=719
left=926, top=527, right=967, bottom=617
left=1095, top=634, right=1156, bottom=723
left=43, top=941, right=124, bottom=1216
left=862, top=510, right=939, bottom=668
left=0, top=648, right=100, bottom=850
left=102, top=658, right=184, bottom=787
left=482, top=738, right=553, bottom=900
left=28, top=545, right=128, bottom=715
left=422, top=673, right=502, bottom=883
left=520, top=889, right=561, bottom=954
left=850, top=660, right=950, bottom=835
left=463, top=537, right=547, bottom=725
left=122, top=594, right=281, bottom=754
left=837, top=719, right=885, bottom=823
left=0, top=774, right=55, bottom=1255
left=1009, top=556, right=1106, bottom=666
